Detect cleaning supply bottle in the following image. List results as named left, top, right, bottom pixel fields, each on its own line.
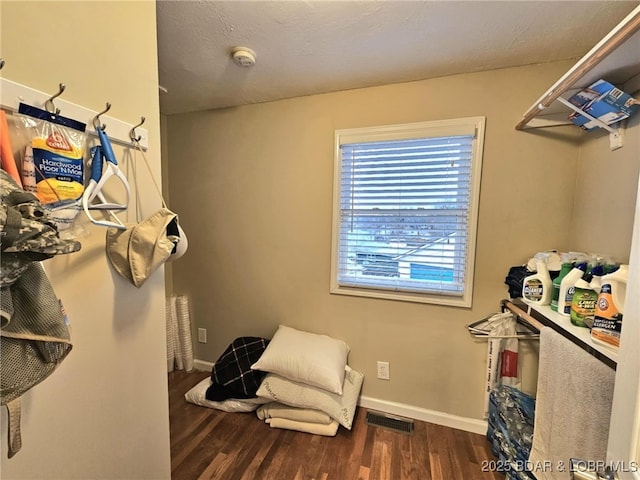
left=522, top=254, right=552, bottom=306
left=558, top=261, right=588, bottom=317
left=591, top=264, right=628, bottom=349
left=604, top=260, right=619, bottom=274
left=570, top=273, right=598, bottom=328
left=550, top=254, right=573, bottom=312
left=588, top=263, right=605, bottom=293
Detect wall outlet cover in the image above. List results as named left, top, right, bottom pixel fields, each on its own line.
left=377, top=361, right=390, bottom=380
left=197, top=328, right=207, bottom=343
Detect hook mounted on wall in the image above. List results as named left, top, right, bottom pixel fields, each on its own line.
left=1, top=78, right=148, bottom=149
left=93, top=102, right=112, bottom=131
left=44, top=83, right=66, bottom=116
left=0, top=58, right=5, bottom=71
left=129, top=116, right=146, bottom=143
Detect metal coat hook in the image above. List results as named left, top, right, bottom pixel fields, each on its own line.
left=129, top=116, right=146, bottom=143
left=44, top=83, right=66, bottom=116
left=93, top=102, right=111, bottom=131
left=0, top=58, right=5, bottom=70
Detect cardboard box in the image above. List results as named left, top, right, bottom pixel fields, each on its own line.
left=567, top=79, right=639, bottom=131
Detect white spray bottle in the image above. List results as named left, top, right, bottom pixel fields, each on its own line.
left=522, top=253, right=553, bottom=306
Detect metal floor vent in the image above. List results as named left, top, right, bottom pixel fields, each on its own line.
left=366, top=410, right=414, bottom=435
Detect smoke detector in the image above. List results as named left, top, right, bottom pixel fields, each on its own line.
left=231, top=47, right=256, bottom=67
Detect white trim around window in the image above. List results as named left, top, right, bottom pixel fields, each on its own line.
left=330, top=117, right=486, bottom=307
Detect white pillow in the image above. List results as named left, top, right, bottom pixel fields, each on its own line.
left=256, top=366, right=364, bottom=430
left=251, top=325, right=350, bottom=394
left=185, top=377, right=270, bottom=413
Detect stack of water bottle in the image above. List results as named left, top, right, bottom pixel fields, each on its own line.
left=487, top=385, right=536, bottom=480
left=520, top=251, right=628, bottom=350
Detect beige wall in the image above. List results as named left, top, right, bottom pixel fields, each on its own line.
left=571, top=107, right=640, bottom=262
left=585, top=80, right=640, bottom=466
left=166, top=61, right=582, bottom=419
left=1, top=2, right=170, bottom=478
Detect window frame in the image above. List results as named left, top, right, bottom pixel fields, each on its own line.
left=330, top=116, right=486, bottom=307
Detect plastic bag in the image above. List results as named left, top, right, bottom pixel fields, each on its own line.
left=14, top=104, right=86, bottom=232
left=482, top=312, right=521, bottom=418
left=487, top=385, right=536, bottom=480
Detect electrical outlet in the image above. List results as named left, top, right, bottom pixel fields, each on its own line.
left=377, top=361, right=390, bottom=380
left=197, top=328, right=207, bottom=344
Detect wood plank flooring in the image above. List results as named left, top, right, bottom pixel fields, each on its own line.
left=169, top=370, right=504, bottom=480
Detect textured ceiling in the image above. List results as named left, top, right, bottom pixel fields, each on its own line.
left=156, top=1, right=639, bottom=115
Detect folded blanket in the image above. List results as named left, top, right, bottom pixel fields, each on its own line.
left=267, top=417, right=339, bottom=436
left=256, top=402, right=333, bottom=425
left=206, top=337, right=270, bottom=401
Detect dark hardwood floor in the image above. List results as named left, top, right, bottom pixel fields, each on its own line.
left=169, top=370, right=503, bottom=480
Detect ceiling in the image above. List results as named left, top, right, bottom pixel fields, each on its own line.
left=156, top=1, right=640, bottom=116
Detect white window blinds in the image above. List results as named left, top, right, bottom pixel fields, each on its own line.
left=331, top=118, right=485, bottom=306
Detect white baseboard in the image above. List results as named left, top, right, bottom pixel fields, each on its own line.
left=193, top=358, right=487, bottom=435
left=193, top=359, right=214, bottom=371
left=358, top=395, right=488, bottom=435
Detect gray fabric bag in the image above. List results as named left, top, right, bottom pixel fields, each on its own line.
left=1, top=170, right=78, bottom=457
left=1, top=263, right=72, bottom=457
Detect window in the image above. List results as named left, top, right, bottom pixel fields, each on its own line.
left=330, top=117, right=485, bottom=307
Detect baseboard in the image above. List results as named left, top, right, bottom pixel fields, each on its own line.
left=193, top=358, right=487, bottom=435
left=193, top=359, right=214, bottom=371
left=358, top=395, right=488, bottom=435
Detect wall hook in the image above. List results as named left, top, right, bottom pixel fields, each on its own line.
left=0, top=58, right=5, bottom=71
left=93, top=102, right=112, bottom=131
left=129, top=116, right=146, bottom=143
left=44, top=83, right=66, bottom=115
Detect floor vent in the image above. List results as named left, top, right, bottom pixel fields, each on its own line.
left=366, top=410, right=414, bottom=435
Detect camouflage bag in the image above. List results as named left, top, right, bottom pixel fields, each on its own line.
left=1, top=170, right=80, bottom=457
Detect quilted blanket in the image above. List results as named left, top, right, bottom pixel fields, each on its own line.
left=206, top=336, right=269, bottom=401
